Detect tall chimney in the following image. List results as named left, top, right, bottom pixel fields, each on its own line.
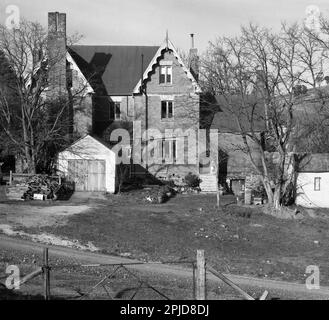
left=189, top=34, right=199, bottom=82
left=47, top=12, right=67, bottom=97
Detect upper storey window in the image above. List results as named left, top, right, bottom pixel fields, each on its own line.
left=159, top=64, right=172, bottom=84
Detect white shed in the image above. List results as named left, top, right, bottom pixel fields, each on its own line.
left=58, top=135, right=116, bottom=193
left=296, top=154, right=329, bottom=208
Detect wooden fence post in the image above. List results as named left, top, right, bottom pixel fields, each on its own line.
left=196, top=250, right=206, bottom=300
left=192, top=263, right=196, bottom=300
left=43, top=247, right=50, bottom=300
left=9, top=171, right=12, bottom=185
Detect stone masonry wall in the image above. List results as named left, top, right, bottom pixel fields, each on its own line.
left=133, top=49, right=200, bottom=180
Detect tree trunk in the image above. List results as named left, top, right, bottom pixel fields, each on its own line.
left=273, top=186, right=281, bottom=210
left=261, top=176, right=274, bottom=204
left=26, top=154, right=36, bottom=174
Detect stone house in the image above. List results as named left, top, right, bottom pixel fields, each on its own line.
left=47, top=12, right=209, bottom=191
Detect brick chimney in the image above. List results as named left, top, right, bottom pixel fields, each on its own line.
left=47, top=12, right=67, bottom=97
left=189, top=34, right=199, bottom=82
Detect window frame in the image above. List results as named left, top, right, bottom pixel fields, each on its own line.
left=159, top=65, right=173, bottom=85
left=158, top=137, right=177, bottom=163
left=110, top=102, right=121, bottom=121
left=161, top=100, right=174, bottom=120
left=314, top=177, right=321, bottom=191
left=114, top=102, right=121, bottom=120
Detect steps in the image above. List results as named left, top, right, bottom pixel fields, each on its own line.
left=199, top=174, right=218, bottom=193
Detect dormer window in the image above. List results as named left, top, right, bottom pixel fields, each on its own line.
left=159, top=65, right=172, bottom=84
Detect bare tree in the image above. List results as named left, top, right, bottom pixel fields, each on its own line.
left=0, top=19, right=84, bottom=174
left=202, top=22, right=329, bottom=210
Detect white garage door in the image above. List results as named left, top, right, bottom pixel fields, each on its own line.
left=68, top=160, right=106, bottom=192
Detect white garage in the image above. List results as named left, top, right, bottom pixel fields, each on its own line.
left=58, top=135, right=116, bottom=193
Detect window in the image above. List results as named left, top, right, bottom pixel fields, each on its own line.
left=115, top=103, right=121, bottom=120
left=161, top=101, right=173, bottom=119
left=314, top=177, right=321, bottom=191
left=110, top=102, right=121, bottom=120
left=159, top=66, right=172, bottom=84
left=158, top=138, right=177, bottom=162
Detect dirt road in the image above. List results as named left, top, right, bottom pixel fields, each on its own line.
left=0, top=234, right=328, bottom=300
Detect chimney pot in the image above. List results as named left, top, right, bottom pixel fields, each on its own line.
left=190, top=33, right=194, bottom=49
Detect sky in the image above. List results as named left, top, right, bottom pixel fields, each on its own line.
left=1, top=0, right=329, bottom=54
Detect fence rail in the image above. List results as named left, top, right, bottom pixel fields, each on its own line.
left=0, top=248, right=268, bottom=300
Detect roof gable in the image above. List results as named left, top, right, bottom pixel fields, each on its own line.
left=68, top=45, right=159, bottom=95
left=133, top=39, right=201, bottom=94
left=62, top=134, right=113, bottom=155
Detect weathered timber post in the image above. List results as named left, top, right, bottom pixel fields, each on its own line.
left=196, top=250, right=206, bottom=300
left=192, top=262, right=196, bottom=299
left=43, top=247, right=51, bottom=300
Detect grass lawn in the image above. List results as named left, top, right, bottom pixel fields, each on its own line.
left=15, top=191, right=329, bottom=286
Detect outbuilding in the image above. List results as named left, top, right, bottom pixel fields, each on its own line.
left=58, top=135, right=116, bottom=193
left=296, top=153, right=329, bottom=208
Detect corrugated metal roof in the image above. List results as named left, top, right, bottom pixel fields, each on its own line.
left=68, top=45, right=159, bottom=95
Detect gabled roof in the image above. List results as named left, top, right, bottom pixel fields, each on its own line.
left=68, top=45, right=159, bottom=95
left=133, top=38, right=201, bottom=94
left=62, top=134, right=112, bottom=153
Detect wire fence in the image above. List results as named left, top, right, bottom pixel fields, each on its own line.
left=0, top=248, right=197, bottom=300
left=0, top=248, right=267, bottom=300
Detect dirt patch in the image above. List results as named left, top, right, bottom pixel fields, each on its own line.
left=0, top=224, right=99, bottom=251
left=0, top=203, right=91, bottom=228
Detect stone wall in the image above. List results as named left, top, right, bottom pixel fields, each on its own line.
left=133, top=49, right=200, bottom=179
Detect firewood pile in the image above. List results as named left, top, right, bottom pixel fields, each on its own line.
left=22, top=175, right=61, bottom=200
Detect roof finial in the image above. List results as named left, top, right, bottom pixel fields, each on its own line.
left=166, top=30, right=169, bottom=48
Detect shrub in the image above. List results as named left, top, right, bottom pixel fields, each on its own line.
left=183, top=172, right=201, bottom=188
left=163, top=179, right=176, bottom=188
